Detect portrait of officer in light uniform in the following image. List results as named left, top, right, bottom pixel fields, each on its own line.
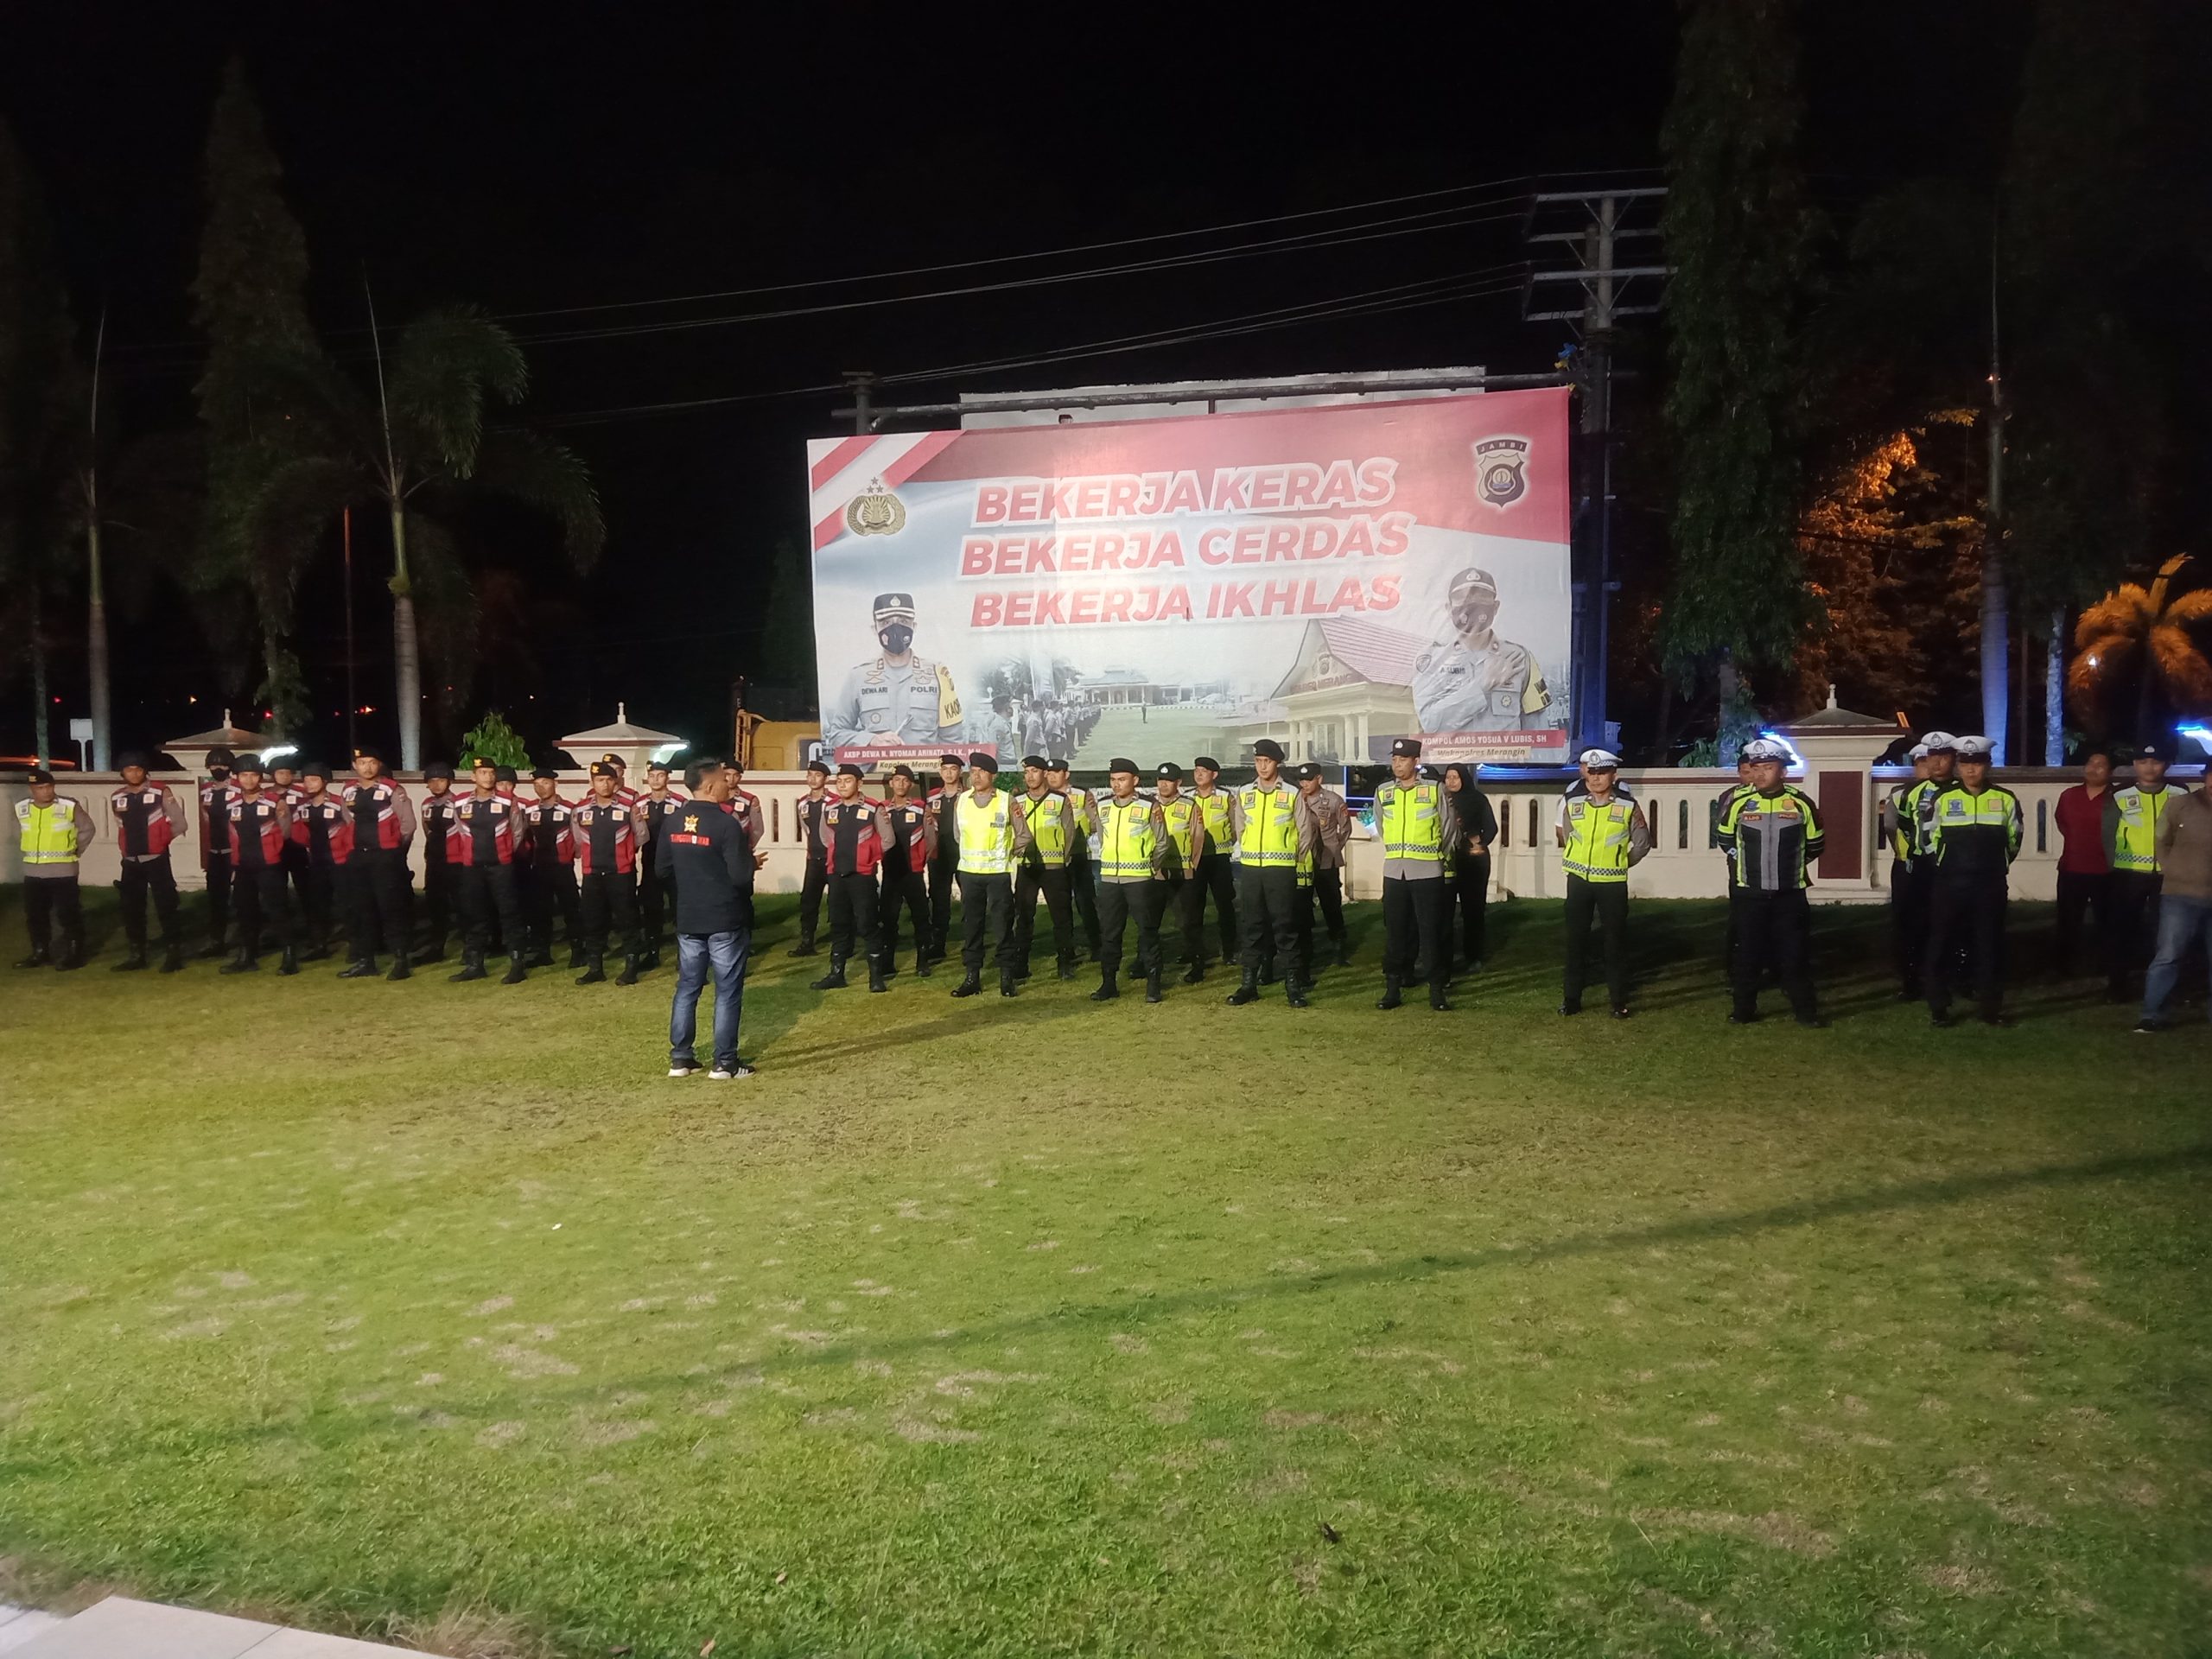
left=1410, top=566, right=1552, bottom=732
left=822, top=591, right=965, bottom=748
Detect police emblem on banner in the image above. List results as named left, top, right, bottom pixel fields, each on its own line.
left=1474, top=436, right=1529, bottom=509
left=844, top=480, right=907, bottom=537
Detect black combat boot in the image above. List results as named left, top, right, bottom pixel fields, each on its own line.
left=1285, top=976, right=1309, bottom=1008
left=1057, top=954, right=1077, bottom=982
left=615, top=953, right=640, bottom=986
left=337, top=957, right=378, bottom=979
left=112, top=948, right=149, bottom=972
left=412, top=938, right=447, bottom=965
left=160, top=940, right=185, bottom=973
left=450, top=950, right=488, bottom=982
left=786, top=936, right=818, bottom=958
left=16, top=946, right=50, bottom=969
left=385, top=956, right=410, bottom=981
left=1090, top=969, right=1120, bottom=1001
left=1226, top=969, right=1261, bottom=1006
left=1376, top=976, right=1403, bottom=1010
left=1429, top=981, right=1452, bottom=1012
left=811, top=957, right=849, bottom=990
left=1000, top=967, right=1019, bottom=997
left=278, top=945, right=301, bottom=976
left=1182, top=960, right=1205, bottom=986
left=868, top=955, right=889, bottom=994
left=576, top=955, right=607, bottom=985
left=219, top=949, right=257, bottom=975
left=567, top=941, right=588, bottom=970
left=501, top=953, right=528, bottom=985
left=1145, top=969, right=1163, bottom=1003
left=1333, top=938, right=1354, bottom=968
left=951, top=969, right=982, bottom=998
left=56, top=935, right=86, bottom=969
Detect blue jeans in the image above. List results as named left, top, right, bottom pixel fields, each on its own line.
left=2140, top=897, right=2212, bottom=1024
left=670, top=930, right=749, bottom=1068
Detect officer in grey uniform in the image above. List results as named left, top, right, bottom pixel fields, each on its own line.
left=1410, top=567, right=1551, bottom=733
left=822, top=593, right=965, bottom=748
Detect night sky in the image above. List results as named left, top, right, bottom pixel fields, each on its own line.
left=4, top=1, right=2038, bottom=764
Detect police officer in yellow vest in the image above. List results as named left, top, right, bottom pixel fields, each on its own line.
left=1716, top=737, right=1827, bottom=1026
left=1557, top=747, right=1651, bottom=1018
left=1924, top=734, right=2024, bottom=1026
left=1091, top=757, right=1170, bottom=1002
left=15, top=766, right=95, bottom=969
left=949, top=753, right=1021, bottom=999
left=2101, top=739, right=2189, bottom=1001
left=1891, top=731, right=1958, bottom=1000
left=1182, top=756, right=1238, bottom=979
left=1153, top=762, right=1206, bottom=977
left=1224, top=739, right=1317, bottom=1007
left=1011, top=754, right=1096, bottom=982
left=1372, top=737, right=1458, bottom=1011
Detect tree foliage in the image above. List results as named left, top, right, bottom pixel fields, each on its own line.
left=1656, top=0, right=1818, bottom=679
left=2069, top=556, right=2212, bottom=736
left=457, top=709, right=531, bottom=771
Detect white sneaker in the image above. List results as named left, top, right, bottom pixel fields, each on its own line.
left=708, top=1065, right=755, bottom=1080
left=669, top=1063, right=701, bottom=1077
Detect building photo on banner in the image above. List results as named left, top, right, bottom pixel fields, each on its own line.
left=805, top=390, right=1572, bottom=771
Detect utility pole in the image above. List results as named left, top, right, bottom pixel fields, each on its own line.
left=1523, top=186, right=1669, bottom=753
left=343, top=505, right=359, bottom=759
left=1981, top=231, right=2009, bottom=764
left=842, top=371, right=878, bottom=436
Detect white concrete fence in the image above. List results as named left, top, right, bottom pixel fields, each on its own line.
left=8, top=764, right=2198, bottom=906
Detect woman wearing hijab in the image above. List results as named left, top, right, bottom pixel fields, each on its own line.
left=1442, top=763, right=1498, bottom=970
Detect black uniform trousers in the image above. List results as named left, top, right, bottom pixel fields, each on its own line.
left=348, top=849, right=412, bottom=963
left=798, top=855, right=828, bottom=945
left=2053, top=868, right=2108, bottom=976
left=118, top=856, right=181, bottom=949
left=1188, top=849, right=1238, bottom=964
left=2106, top=870, right=2163, bottom=995
left=232, top=862, right=289, bottom=957
left=1313, top=864, right=1348, bottom=953
left=927, top=848, right=957, bottom=951
left=1381, top=875, right=1448, bottom=992
left=280, top=840, right=312, bottom=921
left=1732, top=887, right=1816, bottom=1019
left=1096, top=878, right=1160, bottom=977
left=1927, top=870, right=2007, bottom=1020
left=302, top=861, right=340, bottom=948
left=879, top=861, right=931, bottom=963
left=1449, top=855, right=1486, bottom=964
left=22, top=877, right=82, bottom=957
left=522, top=861, right=581, bottom=957
left=578, top=869, right=639, bottom=960
left=1014, top=861, right=1077, bottom=969
left=636, top=842, right=667, bottom=948
left=1158, top=867, right=1193, bottom=963
left=460, top=862, right=527, bottom=959
left=1292, top=878, right=1316, bottom=982
left=1890, top=861, right=1930, bottom=995
left=203, top=857, right=234, bottom=947
left=1236, top=865, right=1300, bottom=980
left=958, top=871, right=1015, bottom=976
left=1563, top=874, right=1630, bottom=1011
left=1066, top=847, right=1103, bottom=956
left=421, top=855, right=456, bottom=952
left=827, top=868, right=880, bottom=966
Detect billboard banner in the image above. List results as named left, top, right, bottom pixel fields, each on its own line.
left=805, top=388, right=1572, bottom=770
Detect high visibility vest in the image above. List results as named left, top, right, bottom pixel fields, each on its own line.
left=2110, top=784, right=2183, bottom=874
left=1296, top=844, right=1314, bottom=891
left=1561, top=796, right=1637, bottom=883
left=16, top=798, right=82, bottom=866
left=1237, top=784, right=1298, bottom=868
left=1096, top=796, right=1158, bottom=879
left=1377, top=781, right=1446, bottom=864
left=1020, top=791, right=1071, bottom=862
left=1901, top=777, right=1943, bottom=857
left=957, top=790, right=1014, bottom=875
left=1192, top=789, right=1232, bottom=851
left=1158, top=796, right=1198, bottom=861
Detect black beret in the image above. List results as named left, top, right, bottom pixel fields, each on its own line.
left=1295, top=762, right=1322, bottom=780
left=467, top=754, right=498, bottom=770
left=645, top=758, right=672, bottom=772
left=206, top=747, right=235, bottom=767
left=493, top=765, right=519, bottom=785
left=589, top=761, right=618, bottom=778
left=968, top=752, right=1000, bottom=772
left=531, top=766, right=560, bottom=779
left=302, top=760, right=333, bottom=780
left=423, top=760, right=454, bottom=780
left=1155, top=762, right=1184, bottom=780
left=26, top=766, right=54, bottom=785
left=891, top=764, right=917, bottom=780
left=1108, top=757, right=1139, bottom=775
left=836, top=762, right=866, bottom=779
left=939, top=753, right=966, bottom=767
left=1021, top=753, right=1048, bottom=770
left=353, top=747, right=383, bottom=764
left=600, top=752, right=626, bottom=767
left=1251, top=739, right=1286, bottom=762
left=116, top=751, right=150, bottom=770
left=1390, top=737, right=1422, bottom=758
left=805, top=759, right=831, bottom=776
left=1192, top=755, right=1221, bottom=772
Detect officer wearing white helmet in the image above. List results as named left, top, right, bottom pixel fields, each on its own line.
left=1410, top=567, right=1551, bottom=733
left=821, top=592, right=964, bottom=749
left=1881, top=741, right=1935, bottom=991
left=1891, top=731, right=1958, bottom=1000
left=1716, top=737, right=1827, bottom=1025
left=1923, top=734, right=2023, bottom=1026
left=1556, top=747, right=1650, bottom=1018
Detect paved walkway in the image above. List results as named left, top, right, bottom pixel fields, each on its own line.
left=0, top=1598, right=428, bottom=1657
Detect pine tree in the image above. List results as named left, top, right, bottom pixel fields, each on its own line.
left=1656, top=0, right=1818, bottom=728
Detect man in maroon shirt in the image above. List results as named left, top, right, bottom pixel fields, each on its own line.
left=2053, top=747, right=2113, bottom=976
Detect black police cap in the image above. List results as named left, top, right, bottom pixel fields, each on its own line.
left=353, top=746, right=383, bottom=764
left=1107, top=757, right=1139, bottom=774
left=1021, top=753, right=1048, bottom=770
left=1192, top=755, right=1221, bottom=772
left=1390, top=737, right=1422, bottom=759
left=1046, top=758, right=1071, bottom=772
left=805, top=758, right=832, bottom=776
left=26, top=766, right=54, bottom=785
left=939, top=753, right=966, bottom=768
left=967, top=751, right=1000, bottom=772
left=1295, top=762, right=1322, bottom=780
left=1251, top=739, right=1286, bottom=762
left=589, top=761, right=618, bottom=778
left=891, top=763, right=917, bottom=780
left=1156, top=761, right=1184, bottom=780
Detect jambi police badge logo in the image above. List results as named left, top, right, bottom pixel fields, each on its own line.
left=1474, top=436, right=1530, bottom=510
left=844, top=479, right=907, bottom=538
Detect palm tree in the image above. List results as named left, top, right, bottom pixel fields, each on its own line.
left=2069, top=554, right=2212, bottom=737
left=252, top=302, right=603, bottom=769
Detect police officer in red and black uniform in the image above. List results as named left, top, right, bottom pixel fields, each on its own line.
left=810, top=763, right=893, bottom=993
left=633, top=759, right=689, bottom=968
left=221, top=754, right=296, bottom=975
left=573, top=760, right=644, bottom=985
left=336, top=748, right=416, bottom=980
left=447, top=755, right=530, bottom=983
left=197, top=747, right=239, bottom=956
left=789, top=758, right=832, bottom=957
left=289, top=761, right=353, bottom=959
left=415, top=760, right=461, bottom=963
left=520, top=766, right=582, bottom=968
left=109, top=751, right=186, bottom=972
left=877, top=764, right=934, bottom=976
left=271, top=760, right=312, bottom=922
left=925, top=753, right=963, bottom=962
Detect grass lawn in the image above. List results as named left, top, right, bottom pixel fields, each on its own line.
left=1, top=887, right=2207, bottom=1658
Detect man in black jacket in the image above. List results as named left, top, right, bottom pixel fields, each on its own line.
left=658, top=758, right=759, bottom=1079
